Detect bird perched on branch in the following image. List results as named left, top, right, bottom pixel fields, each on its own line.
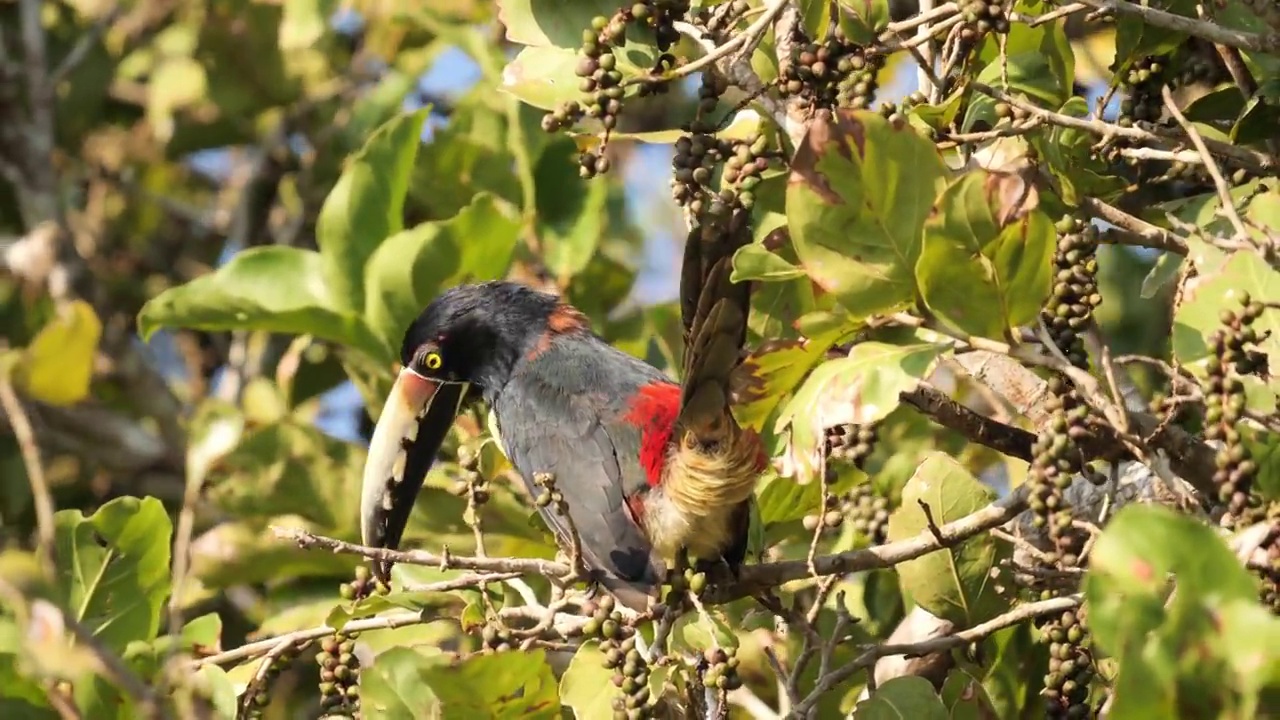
left=358, top=207, right=763, bottom=610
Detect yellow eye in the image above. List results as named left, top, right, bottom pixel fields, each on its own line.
left=422, top=351, right=443, bottom=370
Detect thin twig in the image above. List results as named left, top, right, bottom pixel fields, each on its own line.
left=51, top=6, right=124, bottom=85
left=1068, top=0, right=1280, bottom=53
left=1159, top=84, right=1252, bottom=245
left=0, top=579, right=170, bottom=719
left=972, top=81, right=1279, bottom=174
left=0, top=375, right=55, bottom=571
left=794, top=593, right=1084, bottom=716
left=632, top=0, right=789, bottom=86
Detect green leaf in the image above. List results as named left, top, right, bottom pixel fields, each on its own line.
left=776, top=340, right=949, bottom=483
left=279, top=0, right=335, bottom=50
left=1140, top=251, right=1183, bottom=299
left=838, top=0, right=891, bottom=45
left=535, top=138, right=609, bottom=280
left=317, top=108, right=430, bottom=314
left=498, top=0, right=628, bottom=48
left=501, top=37, right=657, bottom=112
left=363, top=193, right=522, bottom=350
left=732, top=244, right=806, bottom=282
left=731, top=328, right=851, bottom=435
left=409, top=90, right=523, bottom=221
left=787, top=110, right=949, bottom=316
left=853, top=676, right=948, bottom=718
left=755, top=470, right=823, bottom=527
left=670, top=608, right=739, bottom=653
left=1084, top=504, right=1279, bottom=719
left=916, top=169, right=1055, bottom=340
left=1033, top=97, right=1126, bottom=205
left=940, top=668, right=1000, bottom=720
left=147, top=56, right=208, bottom=142
left=192, top=665, right=238, bottom=719
left=884, top=453, right=1011, bottom=626
left=1112, top=0, right=1193, bottom=75
left=12, top=300, right=101, bottom=406
left=360, top=647, right=444, bottom=720
left=499, top=46, right=581, bottom=111
left=54, top=496, right=172, bottom=652
left=559, top=642, right=624, bottom=719
left=801, top=0, right=834, bottom=40
left=422, top=649, right=561, bottom=718
left=137, top=247, right=383, bottom=358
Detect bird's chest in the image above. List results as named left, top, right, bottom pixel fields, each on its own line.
left=633, top=483, right=740, bottom=562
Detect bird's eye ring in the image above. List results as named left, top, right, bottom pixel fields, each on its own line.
left=421, top=351, right=443, bottom=370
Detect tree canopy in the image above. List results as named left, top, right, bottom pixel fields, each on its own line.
left=0, top=0, right=1278, bottom=718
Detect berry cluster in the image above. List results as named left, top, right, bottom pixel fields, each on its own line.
left=450, top=447, right=491, bottom=506
left=779, top=31, right=884, bottom=112
left=316, top=633, right=361, bottom=715
left=701, top=646, right=743, bottom=693
left=844, top=482, right=892, bottom=545
left=1118, top=55, right=1168, bottom=126
left=827, top=422, right=878, bottom=469
left=1026, top=377, right=1092, bottom=565
left=802, top=491, right=845, bottom=535
left=994, top=101, right=1032, bottom=125
left=1040, top=608, right=1095, bottom=719
left=589, top=595, right=653, bottom=720
left=532, top=471, right=566, bottom=511
left=340, top=564, right=389, bottom=602
left=1044, top=216, right=1101, bottom=370
left=242, top=644, right=301, bottom=717
left=480, top=622, right=517, bottom=653
left=1173, top=41, right=1228, bottom=88
left=541, top=2, right=693, bottom=178
left=1205, top=295, right=1268, bottom=523
left=959, top=0, right=1011, bottom=38
left=671, top=132, right=769, bottom=213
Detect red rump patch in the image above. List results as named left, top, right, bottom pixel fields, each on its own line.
left=622, top=382, right=681, bottom=487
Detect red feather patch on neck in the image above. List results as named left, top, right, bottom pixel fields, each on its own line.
left=622, top=382, right=681, bottom=487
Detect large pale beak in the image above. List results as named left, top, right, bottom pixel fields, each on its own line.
left=360, top=368, right=469, bottom=581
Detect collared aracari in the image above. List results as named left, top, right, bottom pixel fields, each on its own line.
left=359, top=207, right=762, bottom=610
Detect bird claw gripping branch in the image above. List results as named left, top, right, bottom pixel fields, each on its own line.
left=356, top=207, right=762, bottom=610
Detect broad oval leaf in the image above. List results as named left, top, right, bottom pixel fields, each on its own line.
left=731, top=243, right=806, bottom=283
left=136, top=246, right=383, bottom=359
left=360, top=647, right=443, bottom=720
left=13, top=300, right=101, bottom=406
left=853, top=676, right=948, bottom=719
left=362, top=193, right=522, bottom=352
left=53, top=496, right=172, bottom=653
left=560, top=641, right=665, bottom=718
left=317, top=108, right=430, bottom=314
left=884, top=453, right=1011, bottom=626
left=787, top=110, right=949, bottom=316
left=1084, top=504, right=1280, bottom=719
left=498, top=0, right=628, bottom=48
left=421, top=648, right=561, bottom=719
left=776, top=339, right=949, bottom=483
left=916, top=168, right=1055, bottom=340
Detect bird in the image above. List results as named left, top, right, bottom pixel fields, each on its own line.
left=357, top=207, right=764, bottom=610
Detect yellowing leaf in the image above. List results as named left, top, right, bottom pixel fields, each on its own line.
left=15, top=300, right=101, bottom=406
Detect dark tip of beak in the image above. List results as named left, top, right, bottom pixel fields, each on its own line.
left=360, top=370, right=468, bottom=583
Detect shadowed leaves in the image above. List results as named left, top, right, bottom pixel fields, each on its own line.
left=916, top=168, right=1055, bottom=341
